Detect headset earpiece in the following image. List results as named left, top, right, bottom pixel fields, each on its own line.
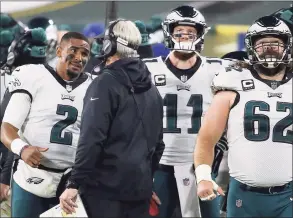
left=100, top=19, right=124, bottom=58
left=5, top=30, right=32, bottom=67
left=102, top=38, right=113, bottom=56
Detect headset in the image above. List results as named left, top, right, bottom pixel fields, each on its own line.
left=4, top=30, right=47, bottom=69
left=5, top=30, right=33, bottom=67
left=96, top=19, right=139, bottom=59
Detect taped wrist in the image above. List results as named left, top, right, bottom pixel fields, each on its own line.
left=195, top=164, right=213, bottom=184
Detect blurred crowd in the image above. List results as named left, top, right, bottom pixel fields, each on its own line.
left=0, top=13, right=170, bottom=71
left=3, top=4, right=293, bottom=78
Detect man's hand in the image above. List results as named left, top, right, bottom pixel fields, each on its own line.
left=151, top=191, right=161, bottom=205
left=197, top=180, right=225, bottom=201
left=0, top=183, right=10, bottom=202
left=59, top=188, right=78, bottom=214
left=20, top=146, right=48, bottom=168
left=149, top=192, right=161, bottom=216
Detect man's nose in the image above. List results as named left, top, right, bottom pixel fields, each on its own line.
left=74, top=52, right=82, bottom=61
left=263, top=43, right=277, bottom=50
left=179, top=33, right=189, bottom=41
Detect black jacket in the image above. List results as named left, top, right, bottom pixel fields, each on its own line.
left=0, top=90, right=12, bottom=181
left=70, top=58, right=164, bottom=201
left=83, top=57, right=104, bottom=76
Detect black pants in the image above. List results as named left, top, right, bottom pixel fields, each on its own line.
left=81, top=194, right=149, bottom=218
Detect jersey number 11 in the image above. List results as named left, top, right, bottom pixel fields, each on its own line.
left=163, top=94, right=202, bottom=134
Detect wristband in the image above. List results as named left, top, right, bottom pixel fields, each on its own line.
left=11, top=138, right=29, bottom=156
left=19, top=145, right=30, bottom=158
left=195, top=164, right=213, bottom=184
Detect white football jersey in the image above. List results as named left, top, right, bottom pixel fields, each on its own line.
left=145, top=56, right=225, bottom=165
left=213, top=67, right=293, bottom=187
left=7, top=64, right=93, bottom=169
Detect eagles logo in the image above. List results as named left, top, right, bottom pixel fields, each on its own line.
left=225, top=60, right=249, bottom=72
left=26, top=177, right=44, bottom=184
left=61, top=211, right=76, bottom=217
left=61, top=94, right=75, bottom=101
left=9, top=77, right=21, bottom=87
left=225, top=64, right=243, bottom=72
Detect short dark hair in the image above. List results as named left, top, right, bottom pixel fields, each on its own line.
left=60, top=31, right=89, bottom=44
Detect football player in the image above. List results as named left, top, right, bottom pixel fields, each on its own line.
left=0, top=31, right=91, bottom=217
left=218, top=50, right=248, bottom=216
left=0, top=28, right=48, bottom=211
left=194, top=15, right=292, bottom=217
left=144, top=5, right=228, bottom=218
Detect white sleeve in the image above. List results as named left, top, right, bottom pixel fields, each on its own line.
left=2, top=93, right=31, bottom=129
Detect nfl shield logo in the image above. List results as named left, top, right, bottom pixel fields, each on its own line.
left=181, top=75, right=188, bottom=83
left=66, top=85, right=72, bottom=92
left=270, top=81, right=278, bottom=90
left=183, top=178, right=190, bottom=186
left=236, top=199, right=242, bottom=208
left=93, top=65, right=100, bottom=73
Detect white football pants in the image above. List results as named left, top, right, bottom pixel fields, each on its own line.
left=174, top=164, right=202, bottom=217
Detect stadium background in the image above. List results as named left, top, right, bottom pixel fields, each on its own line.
left=5, top=1, right=292, bottom=58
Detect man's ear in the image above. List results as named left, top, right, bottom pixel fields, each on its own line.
left=56, top=46, right=62, bottom=58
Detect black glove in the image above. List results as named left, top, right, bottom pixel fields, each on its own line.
left=212, top=134, right=228, bottom=177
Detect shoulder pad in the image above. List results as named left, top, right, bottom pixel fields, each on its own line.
left=205, top=57, right=224, bottom=66
left=143, top=56, right=165, bottom=76
left=8, top=64, right=45, bottom=101
left=221, top=58, right=237, bottom=68
left=202, top=57, right=228, bottom=77
left=12, top=64, right=45, bottom=76
left=143, top=57, right=160, bottom=63
left=212, top=67, right=251, bottom=94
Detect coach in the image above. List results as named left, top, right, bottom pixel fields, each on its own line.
left=59, top=19, right=165, bottom=218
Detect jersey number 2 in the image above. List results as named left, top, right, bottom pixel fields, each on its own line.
left=50, top=104, right=78, bottom=145
left=163, top=94, right=203, bottom=134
